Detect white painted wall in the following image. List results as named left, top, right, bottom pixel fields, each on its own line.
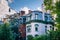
left=26, top=22, right=53, bottom=37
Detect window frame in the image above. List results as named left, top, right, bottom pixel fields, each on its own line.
left=27, top=25, right=31, bottom=33
left=45, top=26, right=47, bottom=34
left=35, top=14, right=38, bottom=20
left=35, top=24, right=39, bottom=32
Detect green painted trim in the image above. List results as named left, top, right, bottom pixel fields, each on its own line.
left=26, top=20, right=54, bottom=25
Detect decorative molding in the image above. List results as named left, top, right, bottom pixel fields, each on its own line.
left=26, top=20, right=54, bottom=25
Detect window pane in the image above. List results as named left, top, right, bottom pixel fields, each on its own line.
left=35, top=24, right=39, bottom=32
left=35, top=14, right=38, bottom=20
left=27, top=28, right=31, bottom=32
left=45, top=26, right=47, bottom=33
left=35, top=27, right=38, bottom=31
left=27, top=25, right=31, bottom=33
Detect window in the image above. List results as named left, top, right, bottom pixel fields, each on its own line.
left=27, top=25, right=31, bottom=32
left=27, top=16, right=30, bottom=21
left=35, top=27, right=38, bottom=31
left=35, top=24, right=39, bottom=27
left=39, top=12, right=43, bottom=20
left=35, top=14, right=38, bottom=20
left=35, top=24, right=39, bottom=32
left=45, top=16, right=48, bottom=21
left=27, top=28, right=31, bottom=32
left=23, top=18, right=26, bottom=23
left=45, top=26, right=47, bottom=33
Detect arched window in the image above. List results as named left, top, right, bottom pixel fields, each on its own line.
left=35, top=24, right=39, bottom=27
left=35, top=14, right=38, bottom=20
left=45, top=26, right=47, bottom=34
left=35, top=24, right=39, bottom=32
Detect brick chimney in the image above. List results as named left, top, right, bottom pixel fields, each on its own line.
left=28, top=10, right=32, bottom=14
left=20, top=11, right=25, bottom=16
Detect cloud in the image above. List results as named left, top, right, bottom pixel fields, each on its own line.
left=20, top=7, right=30, bottom=14
left=8, top=0, right=13, bottom=3
left=0, top=0, right=16, bottom=18
left=37, top=7, right=42, bottom=11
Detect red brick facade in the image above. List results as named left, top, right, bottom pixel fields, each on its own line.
left=19, top=24, right=26, bottom=38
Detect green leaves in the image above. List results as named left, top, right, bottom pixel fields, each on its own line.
left=44, top=0, right=53, bottom=10
left=27, top=35, right=33, bottom=40
left=55, top=1, right=60, bottom=12
left=33, top=30, right=60, bottom=40
left=0, top=23, right=15, bottom=40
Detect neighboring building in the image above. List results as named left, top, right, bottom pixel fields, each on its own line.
left=18, top=11, right=26, bottom=40
left=8, top=11, right=26, bottom=40
left=26, top=11, right=54, bottom=39
left=0, top=0, right=16, bottom=22
left=0, top=21, right=4, bottom=24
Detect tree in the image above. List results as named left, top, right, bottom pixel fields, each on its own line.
left=27, top=35, right=33, bottom=40
left=44, top=0, right=53, bottom=10
left=55, top=1, right=60, bottom=30
left=9, top=18, right=20, bottom=40
left=33, top=35, right=47, bottom=40
left=0, top=23, right=15, bottom=40
left=44, top=0, right=60, bottom=40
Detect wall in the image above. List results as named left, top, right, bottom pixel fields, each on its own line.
left=26, top=22, right=52, bottom=37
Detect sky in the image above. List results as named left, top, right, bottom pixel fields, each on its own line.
left=9, top=0, right=44, bottom=12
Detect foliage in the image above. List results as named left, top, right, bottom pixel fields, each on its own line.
left=27, top=35, right=33, bottom=40
left=33, top=30, right=60, bottom=40
left=55, top=1, right=60, bottom=29
left=55, top=1, right=60, bottom=12
left=33, top=35, right=47, bottom=40
left=44, top=0, right=60, bottom=30
left=44, top=0, right=60, bottom=39
left=0, top=23, right=15, bottom=40
left=9, top=18, right=20, bottom=40
left=44, top=0, right=53, bottom=10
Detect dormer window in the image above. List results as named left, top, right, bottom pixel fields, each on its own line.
left=35, top=14, right=38, bottom=20
left=45, top=16, right=48, bottom=21
left=27, top=15, right=31, bottom=22
left=28, top=16, right=30, bottom=21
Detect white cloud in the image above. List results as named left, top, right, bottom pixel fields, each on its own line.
left=8, top=0, right=13, bottom=3
left=20, top=7, right=30, bottom=14
left=0, top=0, right=16, bottom=18
left=37, top=7, right=42, bottom=11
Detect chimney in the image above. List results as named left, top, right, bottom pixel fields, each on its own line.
left=28, top=10, right=32, bottom=14
left=20, top=11, right=25, bottom=16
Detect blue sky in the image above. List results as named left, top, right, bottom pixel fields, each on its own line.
left=9, top=0, right=44, bottom=12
